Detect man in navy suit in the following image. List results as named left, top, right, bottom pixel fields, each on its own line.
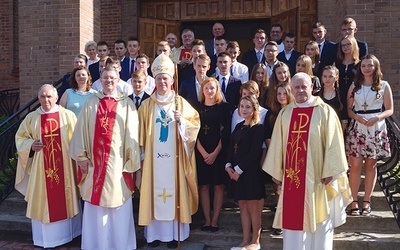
left=114, top=39, right=130, bottom=81
left=216, top=52, right=241, bottom=109
left=89, top=41, right=110, bottom=82
left=277, top=33, right=303, bottom=77
left=128, top=70, right=150, bottom=109
left=242, top=29, right=267, bottom=77
left=312, top=21, right=336, bottom=78
left=179, top=54, right=211, bottom=111
left=340, top=17, right=368, bottom=59
left=205, top=22, right=225, bottom=58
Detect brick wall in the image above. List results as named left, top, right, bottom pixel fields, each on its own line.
left=0, top=0, right=19, bottom=91
left=317, top=0, right=400, bottom=117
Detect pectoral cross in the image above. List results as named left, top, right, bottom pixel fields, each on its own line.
left=157, top=188, right=172, bottom=203
left=233, top=143, right=238, bottom=154
left=362, top=102, right=368, bottom=112
left=343, top=75, right=349, bottom=85
left=203, top=124, right=210, bottom=135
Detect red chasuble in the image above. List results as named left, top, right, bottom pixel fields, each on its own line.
left=91, top=97, right=118, bottom=205
left=41, top=112, right=67, bottom=222
left=179, top=49, right=192, bottom=61
left=282, top=107, right=314, bottom=230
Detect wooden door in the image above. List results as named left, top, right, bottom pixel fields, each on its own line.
left=139, top=18, right=180, bottom=61
left=271, top=8, right=299, bottom=50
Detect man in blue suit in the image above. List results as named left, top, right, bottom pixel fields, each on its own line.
left=179, top=54, right=211, bottom=111
left=216, top=52, right=241, bottom=109
left=89, top=41, right=110, bottom=82
left=277, top=33, right=303, bottom=77
left=205, top=22, right=225, bottom=58
left=114, top=39, right=130, bottom=81
left=312, top=21, right=337, bottom=78
left=242, top=29, right=267, bottom=76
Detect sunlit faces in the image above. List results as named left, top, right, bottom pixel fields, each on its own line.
left=75, top=69, right=89, bottom=86
left=312, top=26, right=327, bottom=43
left=155, top=73, right=174, bottom=95
left=360, top=59, right=375, bottom=78
left=321, top=69, right=338, bottom=88
left=341, top=23, right=357, bottom=38
left=216, top=55, right=232, bottom=75
left=194, top=58, right=210, bottom=76
left=157, top=45, right=172, bottom=56
left=255, top=68, right=265, bottom=82
left=73, top=57, right=86, bottom=68
left=264, top=44, right=278, bottom=63
left=132, top=76, right=147, bottom=95
left=270, top=26, right=283, bottom=41
left=166, top=33, right=177, bottom=48
left=239, top=99, right=255, bottom=120
left=276, top=86, right=289, bottom=106
left=97, top=45, right=109, bottom=59
left=275, top=66, right=289, bottom=83
left=135, top=57, right=150, bottom=71
left=305, top=44, right=317, bottom=58
left=38, top=86, right=58, bottom=112
left=291, top=77, right=313, bottom=103
left=182, top=31, right=195, bottom=47
left=283, top=37, right=295, bottom=51
left=253, top=32, right=266, bottom=50
left=100, top=69, right=119, bottom=95
left=227, top=47, right=240, bottom=62
left=114, top=43, right=127, bottom=58
left=214, top=39, right=227, bottom=54
left=191, top=45, right=205, bottom=59
left=340, top=38, right=352, bottom=54
left=212, top=23, right=225, bottom=37
left=127, top=41, right=140, bottom=57
left=203, top=80, right=217, bottom=101
left=86, top=45, right=97, bottom=60
left=296, top=59, right=306, bottom=73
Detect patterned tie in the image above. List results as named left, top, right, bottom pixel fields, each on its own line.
left=135, top=96, right=140, bottom=109
left=130, top=59, right=136, bottom=75
left=221, top=77, right=226, bottom=93
left=256, top=51, right=262, bottom=63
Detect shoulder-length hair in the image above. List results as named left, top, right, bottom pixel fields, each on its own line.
left=70, top=66, right=92, bottom=91
left=337, top=35, right=360, bottom=64
left=351, top=54, right=383, bottom=99
left=238, top=95, right=260, bottom=127
left=296, top=55, right=314, bottom=76
left=199, top=77, right=224, bottom=104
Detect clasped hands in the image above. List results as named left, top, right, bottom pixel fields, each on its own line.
left=358, top=115, right=379, bottom=127
left=226, top=167, right=240, bottom=182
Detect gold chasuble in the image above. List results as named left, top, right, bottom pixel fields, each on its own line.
left=263, top=97, right=352, bottom=233
left=69, top=92, right=140, bottom=208
left=15, top=106, right=80, bottom=223
left=138, top=93, right=200, bottom=226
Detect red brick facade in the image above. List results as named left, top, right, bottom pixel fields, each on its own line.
left=0, top=0, right=398, bottom=116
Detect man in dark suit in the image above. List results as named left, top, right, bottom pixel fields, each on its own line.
left=277, top=33, right=303, bottom=77
left=205, top=22, right=225, bottom=58
left=179, top=54, right=211, bottom=111
left=89, top=41, right=110, bottom=82
left=216, top=52, right=241, bottom=109
left=340, top=17, right=368, bottom=59
left=114, top=39, right=131, bottom=81
left=128, top=70, right=150, bottom=109
left=312, top=21, right=336, bottom=78
left=242, top=29, right=267, bottom=76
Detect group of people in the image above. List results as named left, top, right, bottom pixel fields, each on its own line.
left=14, top=16, right=393, bottom=250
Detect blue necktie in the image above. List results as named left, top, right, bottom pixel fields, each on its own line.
left=221, top=77, right=226, bottom=93
left=256, top=51, right=262, bottom=63
left=135, top=96, right=140, bottom=109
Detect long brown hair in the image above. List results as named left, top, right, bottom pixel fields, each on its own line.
left=268, top=83, right=293, bottom=126
left=70, top=66, right=92, bottom=91
left=351, top=54, right=383, bottom=99
left=267, top=62, right=291, bottom=109
left=238, top=95, right=260, bottom=127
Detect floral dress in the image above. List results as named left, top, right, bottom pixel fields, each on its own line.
left=346, top=81, right=391, bottom=159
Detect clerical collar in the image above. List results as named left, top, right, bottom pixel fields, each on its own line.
left=294, top=96, right=316, bottom=107
left=156, top=91, right=174, bottom=102
left=40, top=104, right=59, bottom=114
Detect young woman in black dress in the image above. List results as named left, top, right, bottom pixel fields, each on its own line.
left=226, top=95, right=265, bottom=250
left=196, top=77, right=232, bottom=232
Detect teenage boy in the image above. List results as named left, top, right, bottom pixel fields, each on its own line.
left=128, top=70, right=150, bottom=109
left=127, top=53, right=155, bottom=95
left=219, top=41, right=248, bottom=83
left=242, top=29, right=267, bottom=73
left=89, top=41, right=110, bottom=81
left=263, top=41, right=280, bottom=78
left=127, top=36, right=141, bottom=75
left=277, top=33, right=303, bottom=76
left=216, top=52, right=241, bottom=109
left=115, top=39, right=131, bottom=81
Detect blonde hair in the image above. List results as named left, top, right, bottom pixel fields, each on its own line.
left=296, top=55, right=314, bottom=76
left=337, top=35, right=360, bottom=64
left=238, top=95, right=260, bottom=127
left=199, top=77, right=224, bottom=104
left=240, top=80, right=260, bottom=97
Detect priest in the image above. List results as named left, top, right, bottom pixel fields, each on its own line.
left=138, top=53, right=200, bottom=248
left=263, top=72, right=352, bottom=250
left=69, top=66, right=140, bottom=249
left=15, top=84, right=81, bottom=248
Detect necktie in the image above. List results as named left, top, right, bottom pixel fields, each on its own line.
left=135, top=96, right=140, bottom=109
left=130, top=59, right=136, bottom=75
left=221, top=77, right=226, bottom=93
left=230, top=64, right=234, bottom=76
left=256, top=51, right=262, bottom=63
left=318, top=43, right=322, bottom=52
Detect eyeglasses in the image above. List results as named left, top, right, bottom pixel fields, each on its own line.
left=341, top=43, right=352, bottom=48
